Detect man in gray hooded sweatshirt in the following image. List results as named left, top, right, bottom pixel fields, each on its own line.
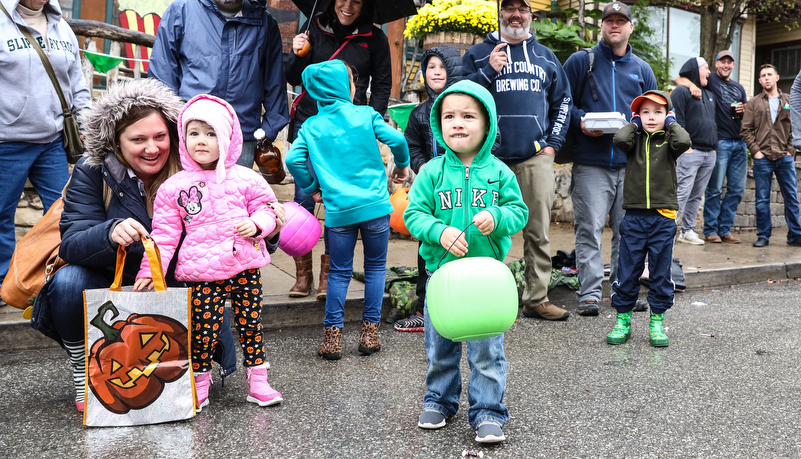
left=671, top=57, right=717, bottom=245
left=791, top=68, right=801, bottom=152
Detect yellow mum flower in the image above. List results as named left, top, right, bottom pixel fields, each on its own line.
left=404, top=0, right=498, bottom=40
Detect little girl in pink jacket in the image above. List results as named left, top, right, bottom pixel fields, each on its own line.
left=135, top=94, right=283, bottom=411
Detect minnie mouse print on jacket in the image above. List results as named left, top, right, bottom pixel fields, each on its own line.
left=178, top=186, right=203, bottom=219
left=138, top=94, right=279, bottom=282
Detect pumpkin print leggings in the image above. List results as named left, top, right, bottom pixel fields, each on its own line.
left=191, top=268, right=265, bottom=372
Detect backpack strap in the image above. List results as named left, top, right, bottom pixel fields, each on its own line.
left=290, top=35, right=355, bottom=121
left=584, top=48, right=599, bottom=103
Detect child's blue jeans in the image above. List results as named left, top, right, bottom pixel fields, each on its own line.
left=324, top=215, right=389, bottom=328
left=423, top=295, right=508, bottom=429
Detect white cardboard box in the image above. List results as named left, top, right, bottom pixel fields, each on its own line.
left=582, top=112, right=628, bottom=134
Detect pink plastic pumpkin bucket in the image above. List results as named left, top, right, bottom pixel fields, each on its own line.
left=278, top=202, right=322, bottom=257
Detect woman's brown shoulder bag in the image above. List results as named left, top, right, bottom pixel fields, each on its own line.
left=1, top=198, right=67, bottom=309
left=1, top=182, right=112, bottom=309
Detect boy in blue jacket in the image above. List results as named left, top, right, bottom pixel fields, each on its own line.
left=404, top=80, right=528, bottom=443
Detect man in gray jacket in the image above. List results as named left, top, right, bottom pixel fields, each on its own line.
left=149, top=0, right=289, bottom=168
left=790, top=67, right=801, bottom=152
left=0, top=0, right=90, bottom=304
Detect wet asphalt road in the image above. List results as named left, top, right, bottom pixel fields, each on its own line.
left=2, top=281, right=801, bottom=458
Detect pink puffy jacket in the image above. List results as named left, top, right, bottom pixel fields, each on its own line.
left=138, top=94, right=278, bottom=282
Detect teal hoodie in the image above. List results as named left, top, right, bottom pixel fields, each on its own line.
left=285, top=60, right=409, bottom=227
left=404, top=80, right=528, bottom=273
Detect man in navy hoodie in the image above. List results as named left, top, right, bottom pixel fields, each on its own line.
left=563, top=2, right=656, bottom=316
left=671, top=58, right=717, bottom=245
left=675, top=50, right=748, bottom=245
left=463, top=0, right=572, bottom=321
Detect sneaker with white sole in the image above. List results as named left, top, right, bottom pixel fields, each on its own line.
left=418, top=409, right=446, bottom=429
left=394, top=312, right=424, bottom=332
left=245, top=364, right=283, bottom=406
left=678, top=230, right=705, bottom=245
left=475, top=421, right=506, bottom=443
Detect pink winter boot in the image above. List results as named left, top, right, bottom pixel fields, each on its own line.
left=245, top=364, right=283, bottom=406
left=194, top=371, right=212, bottom=412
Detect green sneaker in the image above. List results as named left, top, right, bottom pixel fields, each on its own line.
left=649, top=312, right=669, bottom=347
left=606, top=311, right=632, bottom=345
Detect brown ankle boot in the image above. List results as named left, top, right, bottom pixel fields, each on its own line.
left=289, top=252, right=313, bottom=297
left=317, top=326, right=342, bottom=360
left=358, top=320, right=381, bottom=355
left=317, top=254, right=330, bottom=300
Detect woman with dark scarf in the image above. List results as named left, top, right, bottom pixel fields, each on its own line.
left=285, top=0, right=392, bottom=300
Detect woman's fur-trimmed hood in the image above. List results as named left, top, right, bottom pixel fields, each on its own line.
left=79, top=79, right=185, bottom=167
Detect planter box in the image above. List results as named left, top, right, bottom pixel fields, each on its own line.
left=423, top=32, right=483, bottom=55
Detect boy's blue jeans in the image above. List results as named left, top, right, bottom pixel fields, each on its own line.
left=324, top=215, right=389, bottom=328
left=423, top=296, right=508, bottom=429
left=752, top=154, right=801, bottom=241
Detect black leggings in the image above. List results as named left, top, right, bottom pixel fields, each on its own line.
left=191, top=268, right=265, bottom=372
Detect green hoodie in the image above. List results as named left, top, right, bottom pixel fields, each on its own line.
left=404, top=81, right=528, bottom=273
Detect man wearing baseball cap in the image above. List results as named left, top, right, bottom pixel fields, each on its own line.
left=562, top=0, right=657, bottom=316
left=675, top=50, right=748, bottom=244
left=463, top=0, right=573, bottom=323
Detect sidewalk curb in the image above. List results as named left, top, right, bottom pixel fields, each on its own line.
left=545, top=262, right=801, bottom=305
left=3, top=263, right=799, bottom=353
left=684, top=262, right=801, bottom=288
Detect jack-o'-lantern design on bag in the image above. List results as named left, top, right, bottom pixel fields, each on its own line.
left=88, top=301, right=189, bottom=414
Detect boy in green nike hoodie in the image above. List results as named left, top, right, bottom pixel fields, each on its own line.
left=609, top=90, right=691, bottom=347
left=404, top=80, right=528, bottom=444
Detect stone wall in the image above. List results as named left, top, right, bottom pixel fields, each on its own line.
left=550, top=161, right=800, bottom=232
left=14, top=184, right=45, bottom=241
left=733, top=167, right=797, bottom=231
left=12, top=161, right=800, bottom=239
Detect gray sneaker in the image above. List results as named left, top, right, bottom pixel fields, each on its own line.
left=475, top=421, right=506, bottom=443
left=418, top=410, right=446, bottom=429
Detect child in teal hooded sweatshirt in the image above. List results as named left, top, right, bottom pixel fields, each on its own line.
left=286, top=60, right=409, bottom=360
left=404, top=80, right=528, bottom=443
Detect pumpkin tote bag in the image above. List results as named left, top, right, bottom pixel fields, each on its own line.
left=83, top=238, right=196, bottom=426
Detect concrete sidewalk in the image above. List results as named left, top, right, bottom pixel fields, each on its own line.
left=3, top=181, right=801, bottom=350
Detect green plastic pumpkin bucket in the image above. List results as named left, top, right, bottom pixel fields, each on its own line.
left=426, top=257, right=518, bottom=342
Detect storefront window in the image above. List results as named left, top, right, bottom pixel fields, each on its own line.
left=642, top=6, right=742, bottom=82
left=58, top=0, right=76, bottom=18
left=668, top=8, right=701, bottom=78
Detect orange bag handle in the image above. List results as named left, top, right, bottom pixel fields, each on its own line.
left=110, top=237, right=167, bottom=292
